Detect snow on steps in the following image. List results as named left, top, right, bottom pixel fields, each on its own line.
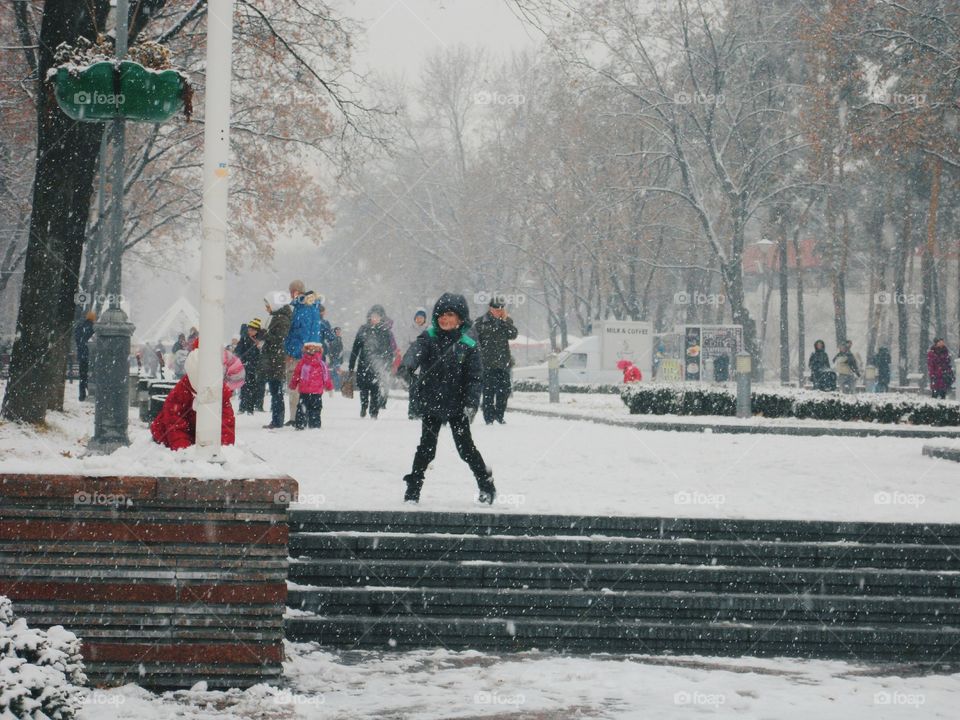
left=285, top=510, right=960, bottom=663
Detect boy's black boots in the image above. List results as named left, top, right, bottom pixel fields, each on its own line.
left=403, top=474, right=423, bottom=503
left=477, top=470, right=496, bottom=505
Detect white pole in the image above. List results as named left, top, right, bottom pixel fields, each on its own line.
left=196, top=0, right=235, bottom=460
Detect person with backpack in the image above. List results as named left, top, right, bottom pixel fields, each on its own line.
left=834, top=340, right=861, bottom=394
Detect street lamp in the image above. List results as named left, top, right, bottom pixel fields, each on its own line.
left=735, top=351, right=752, bottom=418
left=89, top=0, right=134, bottom=454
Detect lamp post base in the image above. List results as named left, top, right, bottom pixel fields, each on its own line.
left=88, top=305, right=135, bottom=454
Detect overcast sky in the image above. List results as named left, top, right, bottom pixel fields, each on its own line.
left=125, top=0, right=539, bottom=342
left=336, top=0, right=537, bottom=80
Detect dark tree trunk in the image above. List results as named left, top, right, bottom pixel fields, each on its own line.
left=2, top=0, right=110, bottom=423
left=918, top=157, right=941, bottom=388
left=792, top=228, right=806, bottom=384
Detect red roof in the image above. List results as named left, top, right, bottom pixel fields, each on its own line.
left=742, top=238, right=820, bottom=274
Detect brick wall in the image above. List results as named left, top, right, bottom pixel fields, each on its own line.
left=0, top=473, right=297, bottom=689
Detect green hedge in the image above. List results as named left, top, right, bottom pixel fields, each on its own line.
left=620, top=384, right=960, bottom=426
left=511, top=380, right=622, bottom=395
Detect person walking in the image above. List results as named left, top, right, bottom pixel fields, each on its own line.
left=473, top=297, right=518, bottom=424
left=808, top=339, right=832, bottom=391
left=348, top=304, right=396, bottom=419
left=927, top=338, right=955, bottom=399
left=259, top=292, right=293, bottom=428
left=398, top=293, right=495, bottom=505
left=74, top=311, right=96, bottom=401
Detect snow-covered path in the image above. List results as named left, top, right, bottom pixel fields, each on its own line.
left=240, top=391, right=960, bottom=523
left=77, top=642, right=959, bottom=719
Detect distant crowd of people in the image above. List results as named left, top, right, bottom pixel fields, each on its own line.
left=808, top=337, right=956, bottom=398
left=136, top=283, right=521, bottom=505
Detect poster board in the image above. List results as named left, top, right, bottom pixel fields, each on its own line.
left=598, top=321, right=653, bottom=380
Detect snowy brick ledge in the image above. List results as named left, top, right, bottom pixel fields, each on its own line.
left=0, top=472, right=297, bottom=690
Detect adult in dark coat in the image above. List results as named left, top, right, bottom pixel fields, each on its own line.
left=348, top=304, right=396, bottom=418
left=258, top=294, right=293, bottom=428
left=808, top=339, right=832, bottom=391
left=398, top=293, right=494, bottom=505
left=327, top=326, right=344, bottom=391
left=927, top=338, right=955, bottom=399
left=873, top=346, right=892, bottom=393
left=74, top=311, right=96, bottom=401
left=473, top=296, right=518, bottom=424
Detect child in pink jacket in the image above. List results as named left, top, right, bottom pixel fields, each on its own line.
left=290, top=342, right=334, bottom=429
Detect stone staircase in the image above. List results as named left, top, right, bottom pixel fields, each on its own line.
left=285, top=510, right=960, bottom=663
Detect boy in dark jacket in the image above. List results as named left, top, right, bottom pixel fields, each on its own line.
left=399, top=293, right=495, bottom=505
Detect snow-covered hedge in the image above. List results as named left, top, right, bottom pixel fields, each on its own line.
left=0, top=596, right=87, bottom=720
left=511, top=380, right=622, bottom=394
left=621, top=384, right=960, bottom=426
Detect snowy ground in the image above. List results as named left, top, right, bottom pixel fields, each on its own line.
left=70, top=641, right=959, bottom=720
left=4, top=386, right=960, bottom=719
left=1, top=384, right=958, bottom=522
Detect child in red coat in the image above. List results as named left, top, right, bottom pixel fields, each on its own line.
left=151, top=346, right=236, bottom=450
left=290, top=342, right=334, bottom=429
left=617, top=359, right=643, bottom=383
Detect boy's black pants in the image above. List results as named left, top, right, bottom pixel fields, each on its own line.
left=295, top=393, right=323, bottom=428
left=411, top=414, right=487, bottom=481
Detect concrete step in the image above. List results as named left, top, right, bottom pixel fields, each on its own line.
left=290, top=531, right=960, bottom=570
left=288, top=558, right=960, bottom=597
left=288, top=586, right=960, bottom=625
left=289, top=510, right=960, bottom=545
left=284, top=614, right=960, bottom=660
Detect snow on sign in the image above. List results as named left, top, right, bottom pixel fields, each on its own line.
left=598, top=320, right=653, bottom=379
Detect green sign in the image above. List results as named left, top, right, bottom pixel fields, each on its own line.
left=54, top=60, right=187, bottom=123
